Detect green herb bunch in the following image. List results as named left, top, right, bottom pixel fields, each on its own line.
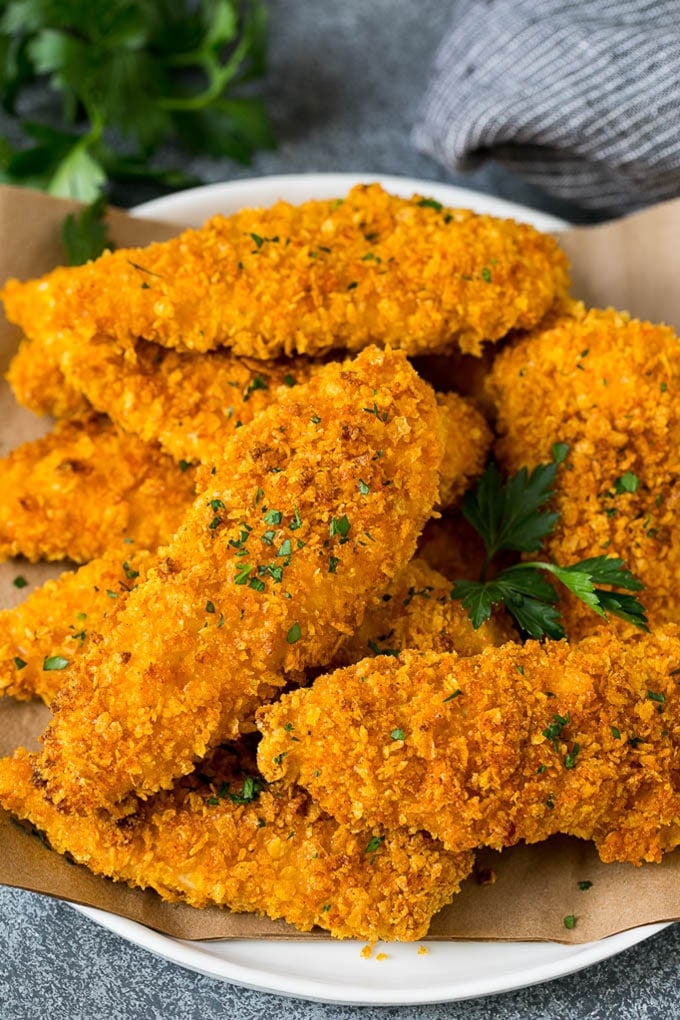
left=451, top=444, right=648, bottom=640
left=0, top=0, right=274, bottom=202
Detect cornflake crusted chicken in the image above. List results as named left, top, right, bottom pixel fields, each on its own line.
left=6, top=330, right=488, bottom=509
left=487, top=304, right=680, bottom=636
left=0, top=415, right=196, bottom=563
left=0, top=745, right=472, bottom=942
left=31, top=347, right=444, bottom=814
left=0, top=547, right=153, bottom=703
left=1, top=184, right=569, bottom=359
left=258, top=625, right=680, bottom=865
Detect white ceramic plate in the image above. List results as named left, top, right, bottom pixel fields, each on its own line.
left=72, top=174, right=667, bottom=1005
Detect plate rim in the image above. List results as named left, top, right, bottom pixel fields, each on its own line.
left=69, top=173, right=662, bottom=1006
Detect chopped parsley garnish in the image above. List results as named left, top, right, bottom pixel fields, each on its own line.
left=564, top=743, right=581, bottom=770
left=249, top=577, right=266, bottom=592
left=43, top=655, right=69, bottom=671
left=578, top=880, right=593, bottom=891
left=209, top=516, right=222, bottom=530
left=614, top=472, right=639, bottom=495
left=417, top=197, right=443, bottom=211
left=12, top=575, right=28, bottom=589
left=263, top=509, right=282, bottom=525
left=205, top=600, right=215, bottom=614
left=277, top=539, right=292, bottom=557
left=234, top=564, right=252, bottom=585
left=363, top=401, right=389, bottom=422
left=443, top=690, right=463, bottom=703
left=283, top=374, right=297, bottom=387
left=365, top=835, right=385, bottom=855
left=123, top=561, right=139, bottom=580
left=546, top=794, right=555, bottom=810
left=178, top=459, right=192, bottom=473
left=13, top=656, right=27, bottom=670
left=289, top=508, right=303, bottom=530
left=358, top=479, right=370, bottom=495
left=451, top=452, right=648, bottom=639
left=286, top=622, right=302, bottom=644
left=367, top=640, right=400, bottom=657
left=105, top=590, right=118, bottom=599
left=328, top=556, right=340, bottom=574
left=611, top=726, right=621, bottom=739
left=390, top=728, right=405, bottom=741
left=542, top=712, right=570, bottom=750
left=208, top=498, right=225, bottom=512
left=311, top=414, right=321, bottom=424
left=228, top=775, right=264, bottom=805
left=243, top=374, right=269, bottom=400
left=329, top=515, right=351, bottom=539
left=647, top=690, right=666, bottom=703
left=481, top=266, right=492, bottom=283
left=563, top=914, right=576, bottom=930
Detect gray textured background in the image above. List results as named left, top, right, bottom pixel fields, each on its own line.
left=1, top=1, right=677, bottom=1016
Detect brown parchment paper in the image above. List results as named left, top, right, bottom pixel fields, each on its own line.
left=1, top=183, right=680, bottom=945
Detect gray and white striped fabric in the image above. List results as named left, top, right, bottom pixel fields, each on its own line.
left=413, top=0, right=680, bottom=212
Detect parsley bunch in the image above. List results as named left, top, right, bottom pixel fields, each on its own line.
left=0, top=0, right=273, bottom=202
left=452, top=445, right=648, bottom=640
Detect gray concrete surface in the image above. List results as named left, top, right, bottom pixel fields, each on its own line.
left=1, top=1, right=676, bottom=1016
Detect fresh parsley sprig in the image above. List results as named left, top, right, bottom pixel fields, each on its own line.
left=0, top=0, right=274, bottom=204
left=451, top=446, right=648, bottom=639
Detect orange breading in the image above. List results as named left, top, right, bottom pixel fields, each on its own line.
left=332, top=558, right=514, bottom=667
left=0, top=546, right=153, bottom=703
left=31, top=348, right=444, bottom=814
left=258, top=625, right=680, bottom=866
left=0, top=745, right=472, bottom=941
left=58, top=333, right=319, bottom=463
left=1, top=184, right=570, bottom=359
left=0, top=415, right=196, bottom=563
left=6, top=334, right=87, bottom=418
left=486, top=305, right=680, bottom=636
left=434, top=392, right=491, bottom=507
left=6, top=326, right=482, bottom=511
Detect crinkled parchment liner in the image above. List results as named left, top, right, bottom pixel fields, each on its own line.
left=1, top=184, right=679, bottom=943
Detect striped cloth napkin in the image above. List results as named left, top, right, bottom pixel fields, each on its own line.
left=413, top=0, right=680, bottom=212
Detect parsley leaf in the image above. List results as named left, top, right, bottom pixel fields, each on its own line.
left=0, top=1, right=273, bottom=202
left=61, top=194, right=112, bottom=265
left=452, top=454, right=648, bottom=639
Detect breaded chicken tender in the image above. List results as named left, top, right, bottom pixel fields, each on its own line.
left=0, top=547, right=153, bottom=703
left=45, top=332, right=318, bottom=463
left=487, top=305, right=680, bottom=634
left=6, top=334, right=87, bottom=418
left=0, top=415, right=196, bottom=563
left=31, top=348, right=444, bottom=813
left=0, top=745, right=472, bottom=941
left=332, top=558, right=514, bottom=667
left=258, top=626, right=680, bottom=866
left=434, top=392, right=491, bottom=507
left=1, top=184, right=569, bottom=360
left=6, top=328, right=485, bottom=508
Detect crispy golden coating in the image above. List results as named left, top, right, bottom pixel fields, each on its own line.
left=1, top=185, right=569, bottom=359
left=7, top=326, right=482, bottom=511
left=6, top=334, right=87, bottom=417
left=0, top=745, right=471, bottom=941
left=0, top=547, right=153, bottom=703
left=258, top=626, right=680, bottom=866
left=58, top=333, right=319, bottom=464
left=332, top=558, right=514, bottom=667
left=0, top=415, right=196, bottom=563
left=434, top=392, right=491, bottom=507
left=486, top=305, right=680, bottom=635
left=31, top=348, right=444, bottom=813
